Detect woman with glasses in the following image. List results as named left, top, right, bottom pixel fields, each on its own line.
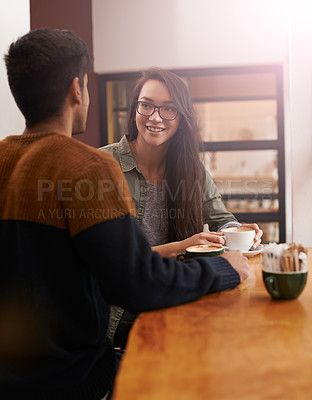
left=99, top=68, right=262, bottom=347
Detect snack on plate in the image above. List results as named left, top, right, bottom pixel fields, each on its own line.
left=262, top=243, right=308, bottom=273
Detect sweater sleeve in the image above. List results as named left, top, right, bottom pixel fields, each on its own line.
left=72, top=214, right=240, bottom=314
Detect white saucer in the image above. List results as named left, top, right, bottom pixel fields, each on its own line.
left=242, top=245, right=263, bottom=257
left=224, top=244, right=263, bottom=257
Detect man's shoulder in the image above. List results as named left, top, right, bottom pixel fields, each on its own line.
left=70, top=139, right=123, bottom=176
left=41, top=133, right=123, bottom=179
left=71, top=138, right=118, bottom=164
left=51, top=133, right=115, bottom=162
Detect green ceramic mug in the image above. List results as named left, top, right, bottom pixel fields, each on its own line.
left=262, top=270, right=308, bottom=300
left=177, top=244, right=224, bottom=260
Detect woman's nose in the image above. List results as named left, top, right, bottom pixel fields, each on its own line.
left=149, top=108, right=162, bottom=122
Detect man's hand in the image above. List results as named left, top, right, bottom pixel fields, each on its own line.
left=221, top=250, right=249, bottom=282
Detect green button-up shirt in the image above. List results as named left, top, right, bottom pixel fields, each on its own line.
left=100, top=135, right=238, bottom=232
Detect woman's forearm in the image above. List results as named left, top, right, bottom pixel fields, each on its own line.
left=152, top=232, right=225, bottom=259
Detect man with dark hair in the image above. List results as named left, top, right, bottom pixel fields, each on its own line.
left=6, top=28, right=91, bottom=129
left=0, top=28, right=249, bottom=399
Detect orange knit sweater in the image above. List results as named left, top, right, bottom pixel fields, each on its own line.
left=0, top=132, right=239, bottom=399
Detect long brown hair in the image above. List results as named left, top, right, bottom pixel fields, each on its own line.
left=127, top=68, right=204, bottom=241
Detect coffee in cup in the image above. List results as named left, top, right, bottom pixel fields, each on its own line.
left=177, top=244, right=224, bottom=260
left=221, top=226, right=255, bottom=252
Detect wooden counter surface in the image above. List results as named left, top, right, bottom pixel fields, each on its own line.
left=112, top=250, right=312, bottom=400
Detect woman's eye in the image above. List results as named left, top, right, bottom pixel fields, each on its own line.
left=163, top=107, right=176, bottom=112
left=141, top=103, right=153, bottom=110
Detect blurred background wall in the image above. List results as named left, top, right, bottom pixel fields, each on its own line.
left=92, top=0, right=288, bottom=72
left=0, top=0, right=29, bottom=139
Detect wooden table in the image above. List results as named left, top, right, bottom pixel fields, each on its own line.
left=112, top=250, right=312, bottom=400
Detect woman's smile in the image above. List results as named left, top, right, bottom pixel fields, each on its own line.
left=146, top=125, right=166, bottom=133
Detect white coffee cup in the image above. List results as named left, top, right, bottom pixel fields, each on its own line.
left=221, top=226, right=255, bottom=252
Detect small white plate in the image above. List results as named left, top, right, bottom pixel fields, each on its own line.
left=242, top=245, right=264, bottom=258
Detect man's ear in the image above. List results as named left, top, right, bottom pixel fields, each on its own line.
left=70, top=77, right=82, bottom=105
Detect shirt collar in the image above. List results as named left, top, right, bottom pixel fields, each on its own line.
left=118, top=135, right=140, bottom=173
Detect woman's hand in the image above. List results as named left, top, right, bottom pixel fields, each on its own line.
left=180, top=232, right=225, bottom=249
left=152, top=232, right=225, bottom=258
left=240, top=223, right=263, bottom=249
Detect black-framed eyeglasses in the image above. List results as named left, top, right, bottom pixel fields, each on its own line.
left=136, top=101, right=178, bottom=121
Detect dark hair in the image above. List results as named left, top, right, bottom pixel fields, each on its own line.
left=127, top=68, right=204, bottom=241
left=4, top=28, right=92, bottom=128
